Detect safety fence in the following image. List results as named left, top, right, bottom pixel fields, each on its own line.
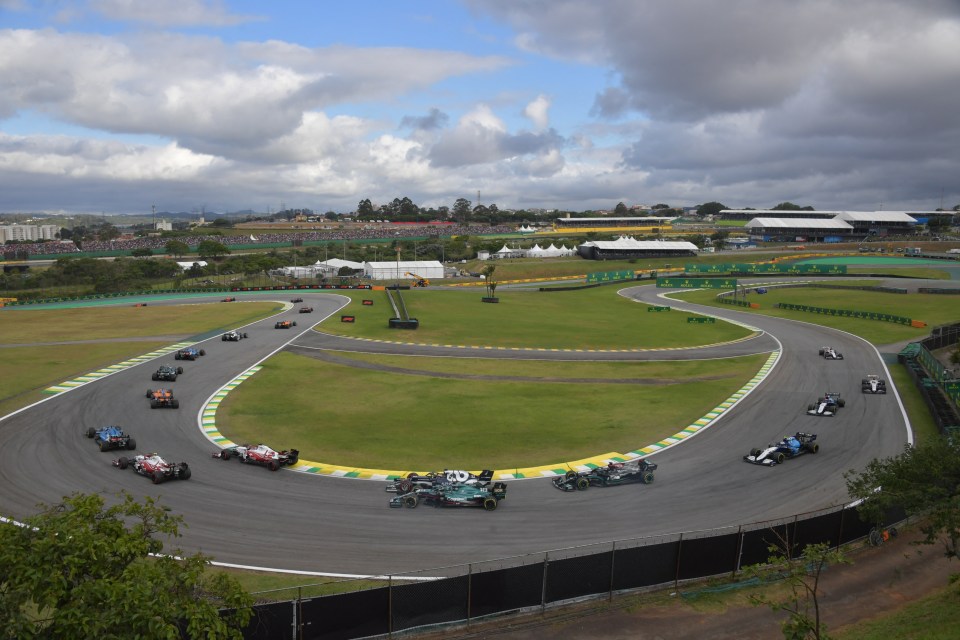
left=227, top=502, right=902, bottom=640
left=684, top=263, right=847, bottom=275
left=918, top=287, right=960, bottom=294
left=901, top=322, right=960, bottom=417
left=775, top=303, right=917, bottom=326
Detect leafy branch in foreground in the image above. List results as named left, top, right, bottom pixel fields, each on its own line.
left=0, top=492, right=252, bottom=639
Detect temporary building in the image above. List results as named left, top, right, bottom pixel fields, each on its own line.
left=363, top=260, right=444, bottom=281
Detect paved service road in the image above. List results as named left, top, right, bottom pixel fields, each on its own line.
left=0, top=287, right=910, bottom=576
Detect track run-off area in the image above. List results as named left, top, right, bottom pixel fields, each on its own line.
left=0, top=285, right=911, bottom=576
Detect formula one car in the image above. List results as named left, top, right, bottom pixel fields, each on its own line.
left=113, top=453, right=191, bottom=483
left=291, top=297, right=304, bottom=303
left=222, top=297, right=236, bottom=302
left=806, top=391, right=845, bottom=416
left=386, top=469, right=494, bottom=493
left=390, top=481, right=507, bottom=510
left=86, top=426, right=136, bottom=452
left=298, top=307, right=314, bottom=314
left=275, top=320, right=297, bottom=329
left=174, top=347, right=205, bottom=360
left=552, top=458, right=657, bottom=491
left=818, top=346, right=844, bottom=360
left=744, top=432, right=819, bottom=466
left=145, top=388, right=179, bottom=409
left=862, top=374, right=887, bottom=394
left=151, top=364, right=183, bottom=381
left=221, top=330, right=248, bottom=341
left=212, top=443, right=299, bottom=470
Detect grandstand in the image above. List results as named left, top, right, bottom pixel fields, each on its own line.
left=577, top=237, right=698, bottom=260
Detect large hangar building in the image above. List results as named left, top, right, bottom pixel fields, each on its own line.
left=577, top=238, right=699, bottom=260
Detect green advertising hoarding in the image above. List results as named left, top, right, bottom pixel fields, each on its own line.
left=586, top=270, right=635, bottom=283
left=684, top=263, right=847, bottom=274
left=657, top=278, right=737, bottom=289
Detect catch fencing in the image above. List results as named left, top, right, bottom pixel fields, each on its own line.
left=229, top=502, right=899, bottom=640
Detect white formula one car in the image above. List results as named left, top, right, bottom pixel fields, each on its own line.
left=807, top=391, right=846, bottom=416
left=221, top=330, right=248, bottom=341
left=861, top=374, right=887, bottom=394
left=744, top=432, right=819, bottom=466
left=818, top=346, right=844, bottom=360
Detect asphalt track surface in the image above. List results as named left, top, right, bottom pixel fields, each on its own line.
left=0, top=286, right=911, bottom=576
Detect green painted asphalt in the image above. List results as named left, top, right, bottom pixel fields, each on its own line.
left=797, top=257, right=951, bottom=265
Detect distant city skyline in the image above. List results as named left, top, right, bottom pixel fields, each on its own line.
left=1, top=1, right=958, bottom=215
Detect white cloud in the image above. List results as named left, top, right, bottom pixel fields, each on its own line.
left=89, top=0, right=259, bottom=27
left=523, top=94, right=550, bottom=130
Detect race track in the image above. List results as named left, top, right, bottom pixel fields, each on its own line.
left=0, top=286, right=910, bottom=575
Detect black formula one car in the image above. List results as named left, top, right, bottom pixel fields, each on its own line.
left=114, top=453, right=191, bottom=483
left=221, top=330, right=248, bottom=341
left=174, top=347, right=205, bottom=360
left=298, top=307, right=314, bottom=314
left=275, top=320, right=297, bottom=329
left=552, top=459, right=657, bottom=491
left=386, top=469, right=494, bottom=493
left=806, top=391, right=845, bottom=416
left=86, top=426, right=136, bottom=452
left=818, top=346, right=844, bottom=360
left=152, top=364, right=183, bottom=381
left=145, top=388, right=179, bottom=409
left=861, top=374, right=887, bottom=394
left=291, top=297, right=304, bottom=303
left=211, top=443, right=299, bottom=471
left=744, top=432, right=819, bottom=466
left=390, top=481, right=507, bottom=510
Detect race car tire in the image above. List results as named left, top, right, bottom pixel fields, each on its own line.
left=98, top=439, right=109, bottom=452
left=398, top=479, right=414, bottom=493
left=86, top=427, right=96, bottom=438
left=179, top=465, right=191, bottom=480
left=805, top=442, right=819, bottom=454
left=269, top=459, right=280, bottom=471
left=773, top=452, right=785, bottom=464
left=125, top=438, right=135, bottom=450
left=199, top=349, right=206, bottom=356
left=642, top=472, right=655, bottom=484
left=575, top=477, right=589, bottom=491
left=483, top=498, right=498, bottom=511
left=222, top=336, right=227, bottom=341
left=750, top=448, right=761, bottom=457
left=818, top=349, right=825, bottom=355
left=174, top=353, right=181, bottom=360
left=221, top=449, right=231, bottom=460
left=403, top=495, right=418, bottom=508
left=292, top=321, right=297, bottom=326
left=171, top=399, right=180, bottom=409
left=152, top=373, right=159, bottom=381
left=288, top=452, right=298, bottom=465
left=150, top=400, right=158, bottom=409
left=146, top=389, right=153, bottom=398
left=565, top=470, right=578, bottom=481
left=837, top=398, right=846, bottom=407
left=176, top=367, right=183, bottom=374
left=152, top=471, right=165, bottom=484
left=117, top=457, right=129, bottom=469
left=243, top=333, right=248, bottom=338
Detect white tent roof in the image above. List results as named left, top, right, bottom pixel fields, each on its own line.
left=836, top=211, right=918, bottom=223
left=317, top=258, right=365, bottom=270
left=496, top=245, right=514, bottom=254
left=176, top=260, right=207, bottom=270
left=745, top=218, right=853, bottom=229
left=579, top=238, right=699, bottom=251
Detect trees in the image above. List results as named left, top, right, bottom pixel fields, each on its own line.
left=845, top=436, right=960, bottom=561
left=0, top=492, right=252, bottom=638
left=481, top=264, right=497, bottom=300
left=710, top=230, right=730, bottom=251
left=197, top=240, right=231, bottom=259
left=130, top=247, right=153, bottom=257
left=745, top=538, right=850, bottom=640
left=614, top=202, right=629, bottom=216
left=453, top=198, right=472, bottom=223
left=696, top=202, right=728, bottom=218
left=165, top=239, right=190, bottom=258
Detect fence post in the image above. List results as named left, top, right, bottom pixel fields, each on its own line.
left=674, top=532, right=683, bottom=592
left=608, top=541, right=616, bottom=602
left=467, top=563, right=472, bottom=627
left=294, top=586, right=300, bottom=640
left=388, top=575, right=393, bottom=639
left=541, top=552, right=549, bottom=615
left=732, top=526, right=743, bottom=578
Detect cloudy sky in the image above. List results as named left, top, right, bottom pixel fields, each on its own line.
left=1, top=0, right=958, bottom=215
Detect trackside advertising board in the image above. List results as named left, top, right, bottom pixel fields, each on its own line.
left=684, top=263, right=847, bottom=274
left=657, top=278, right=737, bottom=289
left=586, top=270, right=635, bottom=282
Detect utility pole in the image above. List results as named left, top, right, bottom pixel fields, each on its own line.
left=152, top=204, right=156, bottom=231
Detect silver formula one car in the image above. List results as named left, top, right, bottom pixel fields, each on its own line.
left=818, top=346, right=844, bottom=360
left=806, top=391, right=845, bottom=416
left=861, top=374, right=887, bottom=394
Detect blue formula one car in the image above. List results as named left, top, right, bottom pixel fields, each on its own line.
left=744, top=432, right=819, bottom=466
left=85, top=426, right=136, bottom=452
left=174, top=347, right=205, bottom=361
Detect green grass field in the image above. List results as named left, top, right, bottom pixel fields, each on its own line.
left=321, top=287, right=754, bottom=349
left=218, top=350, right=767, bottom=470
left=669, top=286, right=953, bottom=345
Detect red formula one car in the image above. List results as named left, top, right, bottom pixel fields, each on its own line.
left=113, top=453, right=191, bottom=483
left=145, top=388, right=179, bottom=409
left=212, top=443, right=299, bottom=471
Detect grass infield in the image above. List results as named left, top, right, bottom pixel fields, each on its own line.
left=218, top=350, right=768, bottom=470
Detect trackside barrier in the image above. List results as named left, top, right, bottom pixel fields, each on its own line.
left=687, top=317, right=716, bottom=324
left=226, top=503, right=905, bottom=639
left=647, top=306, right=670, bottom=312
left=918, top=287, right=960, bottom=294
left=1, top=284, right=373, bottom=306
left=684, top=263, right=847, bottom=275
left=775, top=303, right=914, bottom=325
left=898, top=343, right=960, bottom=432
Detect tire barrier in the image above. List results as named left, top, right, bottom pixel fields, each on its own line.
left=775, top=303, right=914, bottom=325
left=226, top=503, right=905, bottom=640
left=918, top=287, right=960, bottom=294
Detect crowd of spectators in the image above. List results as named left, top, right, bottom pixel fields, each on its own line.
left=3, top=223, right=517, bottom=259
